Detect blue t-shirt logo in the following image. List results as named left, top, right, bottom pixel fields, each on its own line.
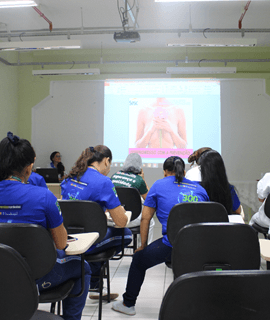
left=178, top=190, right=198, bottom=203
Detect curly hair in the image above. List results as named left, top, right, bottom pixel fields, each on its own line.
left=188, top=147, right=212, bottom=167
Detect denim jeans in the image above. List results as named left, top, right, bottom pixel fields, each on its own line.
left=123, top=237, right=172, bottom=307
left=36, top=251, right=91, bottom=320
left=86, top=226, right=132, bottom=289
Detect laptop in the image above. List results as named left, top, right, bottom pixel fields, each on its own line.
left=35, top=168, right=59, bottom=183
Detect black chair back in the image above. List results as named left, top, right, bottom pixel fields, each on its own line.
left=115, top=186, right=142, bottom=221
left=59, top=200, right=107, bottom=246
left=0, top=243, right=38, bottom=320
left=0, top=243, right=63, bottom=320
left=0, top=223, right=56, bottom=280
left=264, top=193, right=270, bottom=219
left=172, top=222, right=260, bottom=279
left=167, top=202, right=229, bottom=246
left=159, top=270, right=270, bottom=320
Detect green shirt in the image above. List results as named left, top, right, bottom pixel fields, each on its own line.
left=111, top=171, right=148, bottom=195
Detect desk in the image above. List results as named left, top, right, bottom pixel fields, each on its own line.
left=228, top=215, right=245, bottom=224
left=47, top=183, right=61, bottom=199
left=65, top=232, right=99, bottom=255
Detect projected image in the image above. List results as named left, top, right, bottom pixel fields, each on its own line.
left=104, top=79, right=221, bottom=165
left=129, top=97, right=193, bottom=159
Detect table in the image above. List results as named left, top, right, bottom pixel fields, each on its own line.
left=65, top=232, right=99, bottom=255
left=228, top=214, right=245, bottom=224
left=47, top=183, right=61, bottom=199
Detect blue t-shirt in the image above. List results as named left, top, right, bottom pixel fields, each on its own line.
left=0, top=180, right=63, bottom=229
left=61, top=167, right=121, bottom=211
left=229, top=184, right=240, bottom=212
left=27, top=172, right=47, bottom=188
left=144, top=176, right=209, bottom=247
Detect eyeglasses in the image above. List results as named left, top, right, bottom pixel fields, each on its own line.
left=55, top=155, right=61, bottom=158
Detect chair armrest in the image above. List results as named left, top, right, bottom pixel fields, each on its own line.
left=125, top=211, right=132, bottom=227
left=65, top=232, right=99, bottom=255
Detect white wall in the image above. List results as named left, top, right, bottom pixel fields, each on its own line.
left=32, top=78, right=270, bottom=185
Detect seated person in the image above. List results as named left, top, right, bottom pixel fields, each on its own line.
left=112, top=156, right=209, bottom=315
left=111, top=153, right=155, bottom=244
left=185, top=147, right=212, bottom=181
left=61, top=146, right=132, bottom=300
left=0, top=132, right=90, bottom=320
left=249, top=173, right=270, bottom=233
left=50, top=151, right=65, bottom=181
left=27, top=170, right=47, bottom=188
left=199, top=150, right=241, bottom=215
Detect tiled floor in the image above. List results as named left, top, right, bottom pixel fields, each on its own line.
left=38, top=217, right=172, bottom=319
left=38, top=219, right=267, bottom=319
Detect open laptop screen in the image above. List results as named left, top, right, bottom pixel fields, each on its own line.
left=35, top=168, right=59, bottom=183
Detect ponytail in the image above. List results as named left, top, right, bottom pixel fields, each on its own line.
left=163, top=156, right=185, bottom=184
left=87, top=145, right=112, bottom=166
left=66, top=145, right=112, bottom=180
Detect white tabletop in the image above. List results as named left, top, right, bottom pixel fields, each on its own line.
left=259, top=239, right=270, bottom=262
left=65, top=232, right=99, bottom=255
left=228, top=214, right=245, bottom=224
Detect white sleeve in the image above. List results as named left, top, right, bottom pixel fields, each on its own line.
left=257, top=173, right=270, bottom=199
left=185, top=166, right=202, bottom=182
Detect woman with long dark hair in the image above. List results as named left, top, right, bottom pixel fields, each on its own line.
left=61, top=145, right=132, bottom=300
left=0, top=132, right=90, bottom=320
left=50, top=151, right=65, bottom=181
left=199, top=150, right=241, bottom=215
left=112, top=156, right=209, bottom=315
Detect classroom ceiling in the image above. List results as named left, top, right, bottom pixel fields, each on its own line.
left=0, top=0, right=270, bottom=49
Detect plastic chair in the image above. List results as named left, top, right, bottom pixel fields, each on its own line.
left=0, top=224, right=76, bottom=317
left=58, top=200, right=117, bottom=320
left=159, top=270, right=270, bottom=320
left=251, top=193, right=270, bottom=239
left=166, top=202, right=229, bottom=246
left=0, top=243, right=62, bottom=320
left=172, top=222, right=260, bottom=279
left=115, top=186, right=142, bottom=255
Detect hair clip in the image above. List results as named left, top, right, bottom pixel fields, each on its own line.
left=7, top=131, right=20, bottom=146
left=89, top=146, right=95, bottom=153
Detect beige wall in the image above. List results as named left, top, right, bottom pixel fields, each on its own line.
left=0, top=52, right=18, bottom=138
left=1, top=47, right=270, bottom=141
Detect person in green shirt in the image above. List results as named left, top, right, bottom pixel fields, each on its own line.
left=111, top=153, right=155, bottom=243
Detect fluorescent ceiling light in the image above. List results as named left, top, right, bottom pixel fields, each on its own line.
left=0, top=40, right=81, bottom=51
left=0, top=0, right=38, bottom=8
left=156, top=0, right=264, bottom=2
left=32, top=69, right=100, bottom=76
left=166, top=67, right=237, bottom=74
left=167, top=38, right=257, bottom=47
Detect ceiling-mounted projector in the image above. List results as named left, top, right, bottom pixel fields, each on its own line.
left=114, top=31, right=140, bottom=43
